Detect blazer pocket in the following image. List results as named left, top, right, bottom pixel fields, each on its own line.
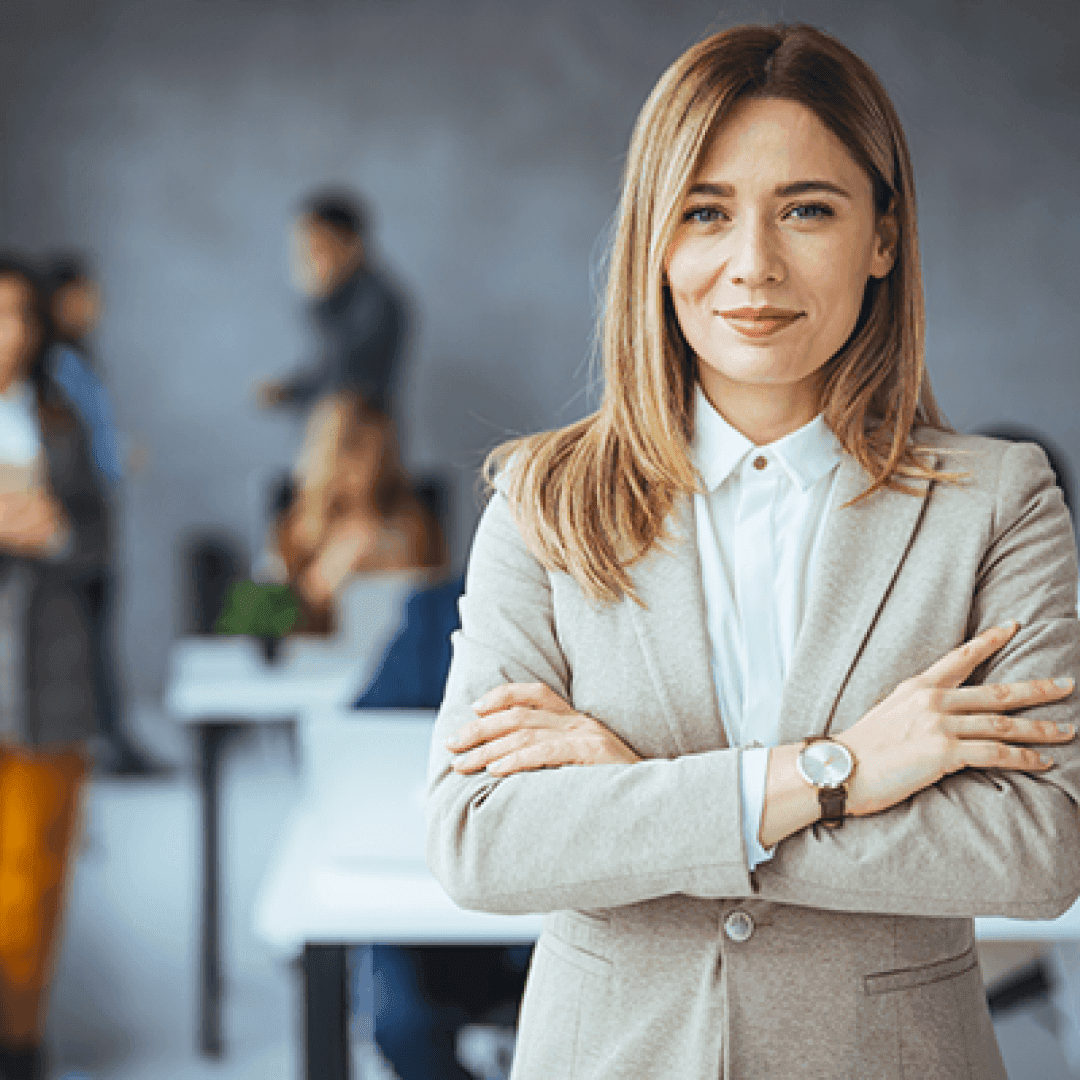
left=511, top=931, right=613, bottom=1080
left=864, top=945, right=978, bottom=995
left=543, top=922, right=613, bottom=980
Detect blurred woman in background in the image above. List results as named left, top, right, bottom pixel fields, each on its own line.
left=0, top=255, right=108, bottom=1080
left=275, top=390, right=447, bottom=633
left=45, top=255, right=160, bottom=777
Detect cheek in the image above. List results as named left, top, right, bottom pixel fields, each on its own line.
left=665, top=239, right=718, bottom=301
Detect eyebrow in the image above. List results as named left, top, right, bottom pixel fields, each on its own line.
left=687, top=180, right=853, bottom=200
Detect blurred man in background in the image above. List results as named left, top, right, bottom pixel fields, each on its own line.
left=255, top=190, right=408, bottom=420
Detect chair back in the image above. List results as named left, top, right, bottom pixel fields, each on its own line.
left=180, top=530, right=248, bottom=634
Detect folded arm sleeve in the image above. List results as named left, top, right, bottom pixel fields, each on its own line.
left=425, top=487, right=753, bottom=915
left=44, top=421, right=109, bottom=580
left=753, top=442, right=1080, bottom=919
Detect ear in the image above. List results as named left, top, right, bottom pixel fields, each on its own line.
left=869, top=206, right=898, bottom=280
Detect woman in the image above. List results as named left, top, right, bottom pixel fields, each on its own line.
left=44, top=255, right=159, bottom=777
left=425, top=23, right=1080, bottom=1079
left=0, top=255, right=108, bottom=1080
left=275, top=390, right=446, bottom=633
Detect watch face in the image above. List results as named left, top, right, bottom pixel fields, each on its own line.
left=798, top=740, right=852, bottom=788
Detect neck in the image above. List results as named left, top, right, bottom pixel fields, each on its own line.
left=698, top=369, right=822, bottom=445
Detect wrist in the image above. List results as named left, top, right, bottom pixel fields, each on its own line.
left=830, top=734, right=867, bottom=817
left=759, top=742, right=823, bottom=849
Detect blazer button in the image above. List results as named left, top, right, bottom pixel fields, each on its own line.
left=724, top=910, right=754, bottom=943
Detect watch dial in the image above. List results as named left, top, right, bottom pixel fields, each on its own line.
left=802, top=742, right=852, bottom=786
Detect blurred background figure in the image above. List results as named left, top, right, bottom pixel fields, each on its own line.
left=254, top=190, right=408, bottom=421
left=44, top=255, right=166, bottom=778
left=270, top=390, right=447, bottom=634
left=0, top=254, right=108, bottom=1080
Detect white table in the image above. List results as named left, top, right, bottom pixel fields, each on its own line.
left=976, top=902, right=1080, bottom=943
left=165, top=573, right=420, bottom=1059
left=254, top=710, right=543, bottom=1080
left=259, top=709, right=1080, bottom=1077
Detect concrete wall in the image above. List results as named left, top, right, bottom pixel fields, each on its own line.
left=0, top=0, right=1076, bottom=697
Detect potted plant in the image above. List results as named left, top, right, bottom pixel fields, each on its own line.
left=214, top=581, right=301, bottom=663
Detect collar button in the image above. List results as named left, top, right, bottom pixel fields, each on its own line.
left=752, top=455, right=768, bottom=471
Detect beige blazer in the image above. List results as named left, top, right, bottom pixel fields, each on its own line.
left=425, top=429, right=1080, bottom=1080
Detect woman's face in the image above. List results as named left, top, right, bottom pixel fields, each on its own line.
left=664, top=96, right=895, bottom=433
left=0, top=276, right=41, bottom=393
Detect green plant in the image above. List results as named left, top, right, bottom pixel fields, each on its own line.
left=214, top=581, right=300, bottom=639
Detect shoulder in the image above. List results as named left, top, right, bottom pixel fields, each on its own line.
left=914, top=427, right=1059, bottom=510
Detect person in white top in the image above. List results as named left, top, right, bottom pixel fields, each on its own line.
left=427, top=22, right=1079, bottom=1079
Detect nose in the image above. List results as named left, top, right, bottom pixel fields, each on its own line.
left=726, top=217, right=783, bottom=287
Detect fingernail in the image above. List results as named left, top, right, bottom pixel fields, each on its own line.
left=471, top=698, right=486, bottom=711
left=998, top=621, right=1019, bottom=633
left=1054, top=678, right=1074, bottom=690
left=1057, top=723, right=1075, bottom=735
left=445, top=735, right=461, bottom=749
left=1040, top=753, right=1055, bottom=765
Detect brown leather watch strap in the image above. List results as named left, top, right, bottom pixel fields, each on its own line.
left=818, top=786, right=846, bottom=827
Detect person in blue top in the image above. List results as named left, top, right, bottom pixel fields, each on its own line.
left=45, top=255, right=164, bottom=777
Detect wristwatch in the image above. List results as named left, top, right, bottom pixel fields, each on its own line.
left=796, top=735, right=856, bottom=828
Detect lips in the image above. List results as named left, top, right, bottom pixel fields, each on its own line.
left=722, top=313, right=803, bottom=339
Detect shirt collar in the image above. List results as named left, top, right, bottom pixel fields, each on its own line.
left=691, top=382, right=844, bottom=494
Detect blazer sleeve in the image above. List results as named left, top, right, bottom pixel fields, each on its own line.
left=752, top=441, right=1080, bottom=920
left=425, top=485, right=753, bottom=915
left=42, top=414, right=109, bottom=580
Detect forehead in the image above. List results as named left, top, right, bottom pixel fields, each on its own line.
left=694, top=96, right=870, bottom=194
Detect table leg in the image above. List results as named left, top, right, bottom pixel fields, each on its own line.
left=304, top=942, right=350, bottom=1080
left=197, top=721, right=235, bottom=1058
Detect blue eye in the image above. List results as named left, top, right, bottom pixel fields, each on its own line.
left=788, top=203, right=834, bottom=221
left=684, top=206, right=724, bottom=224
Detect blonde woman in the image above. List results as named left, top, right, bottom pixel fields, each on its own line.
left=276, top=391, right=446, bottom=633
left=425, top=22, right=1080, bottom=1079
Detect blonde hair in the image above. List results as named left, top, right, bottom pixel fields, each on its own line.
left=292, top=391, right=400, bottom=551
left=484, top=22, right=963, bottom=607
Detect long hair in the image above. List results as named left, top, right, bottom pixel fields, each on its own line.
left=292, top=391, right=411, bottom=551
left=0, top=254, right=76, bottom=432
left=483, top=22, right=960, bottom=607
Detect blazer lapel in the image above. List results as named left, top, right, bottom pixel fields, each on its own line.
left=776, top=450, right=939, bottom=746
left=625, top=493, right=727, bottom=756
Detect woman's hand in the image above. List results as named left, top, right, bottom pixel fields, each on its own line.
left=0, top=492, right=66, bottom=555
left=446, top=682, right=642, bottom=775
left=838, top=621, right=1076, bottom=818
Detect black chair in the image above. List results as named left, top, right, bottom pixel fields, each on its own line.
left=180, top=530, right=248, bottom=634
left=413, top=471, right=453, bottom=545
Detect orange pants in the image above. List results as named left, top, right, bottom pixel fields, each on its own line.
left=0, top=744, right=88, bottom=1043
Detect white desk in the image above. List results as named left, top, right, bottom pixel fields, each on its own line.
left=976, top=901, right=1080, bottom=943
left=259, top=708, right=1080, bottom=1077
left=164, top=573, right=420, bottom=1059
left=254, top=710, right=542, bottom=1080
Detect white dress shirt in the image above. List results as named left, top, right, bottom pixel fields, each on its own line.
left=690, top=384, right=845, bottom=870
left=0, top=379, right=72, bottom=557
left=0, top=379, right=42, bottom=467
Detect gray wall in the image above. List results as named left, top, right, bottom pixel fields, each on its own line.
left=0, top=0, right=1076, bottom=698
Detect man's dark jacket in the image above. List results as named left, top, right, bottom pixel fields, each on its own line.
left=279, top=263, right=407, bottom=415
